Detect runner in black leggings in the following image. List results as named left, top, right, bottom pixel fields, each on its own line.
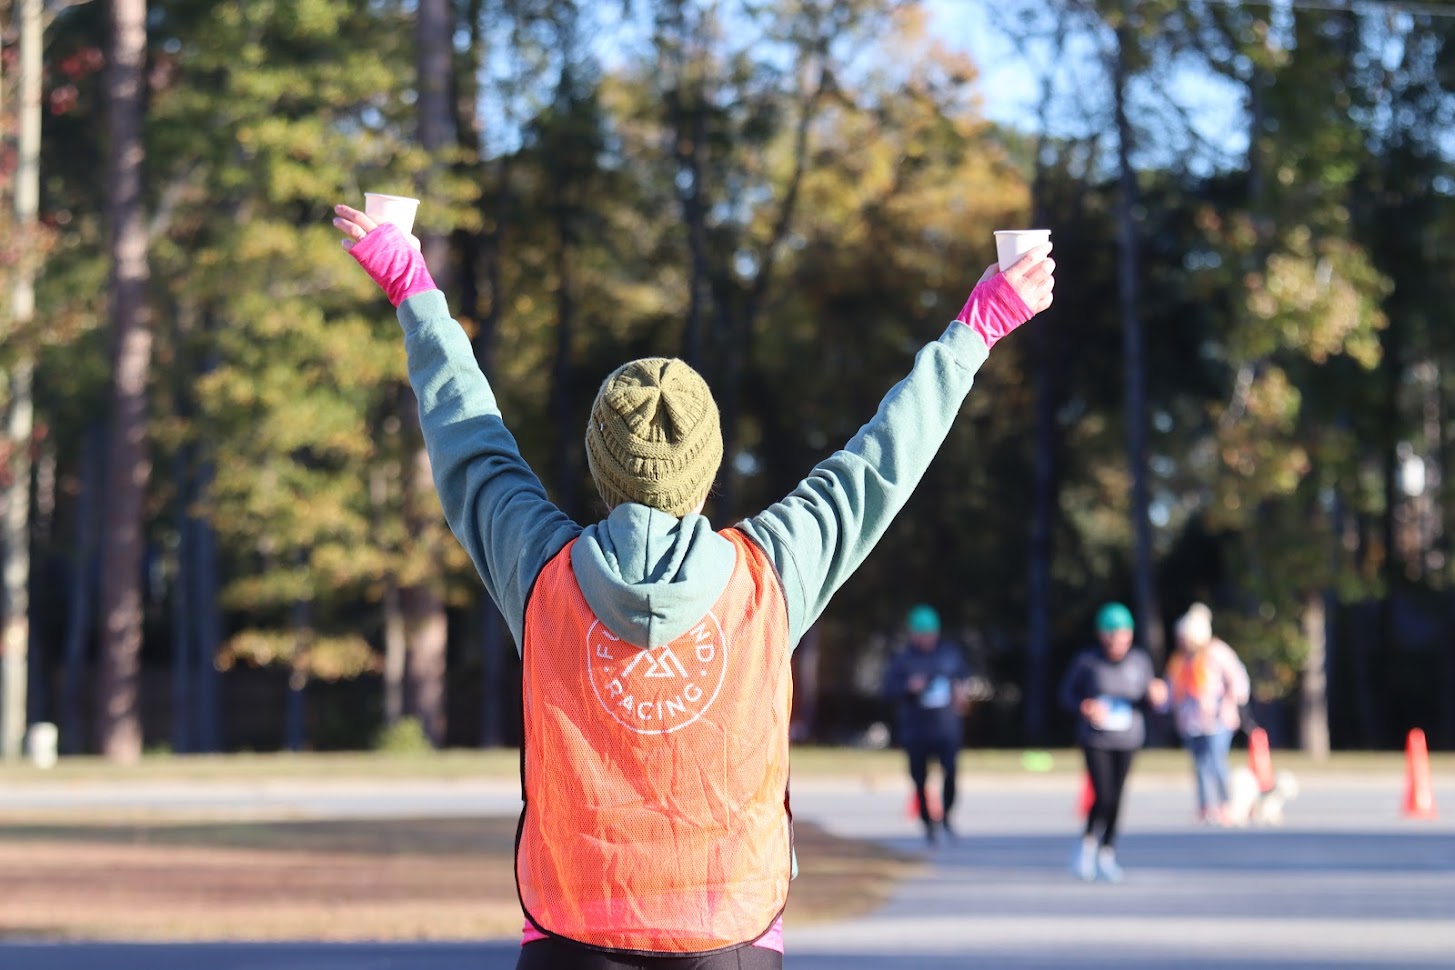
left=1057, top=602, right=1167, bottom=883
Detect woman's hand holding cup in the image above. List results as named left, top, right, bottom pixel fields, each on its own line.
left=1001, top=243, right=1055, bottom=316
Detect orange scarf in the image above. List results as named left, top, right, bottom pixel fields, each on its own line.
left=1171, top=650, right=1212, bottom=701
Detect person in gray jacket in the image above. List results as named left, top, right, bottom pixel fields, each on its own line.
left=334, top=201, right=1054, bottom=968
left=1058, top=602, right=1167, bottom=883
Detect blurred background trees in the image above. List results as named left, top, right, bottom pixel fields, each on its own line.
left=1, top=0, right=1452, bottom=759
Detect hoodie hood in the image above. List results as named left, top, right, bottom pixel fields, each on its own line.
left=569, top=503, right=737, bottom=649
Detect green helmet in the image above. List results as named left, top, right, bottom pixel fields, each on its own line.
left=1095, top=602, right=1135, bottom=633
left=905, top=604, right=941, bottom=635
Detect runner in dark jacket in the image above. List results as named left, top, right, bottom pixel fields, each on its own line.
left=883, top=604, right=974, bottom=843
left=1058, top=602, right=1167, bottom=882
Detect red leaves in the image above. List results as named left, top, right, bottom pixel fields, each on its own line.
left=31, top=46, right=106, bottom=116
left=48, top=84, right=79, bottom=115
left=57, top=46, right=104, bottom=80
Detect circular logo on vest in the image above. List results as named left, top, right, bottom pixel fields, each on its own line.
left=587, top=617, right=728, bottom=734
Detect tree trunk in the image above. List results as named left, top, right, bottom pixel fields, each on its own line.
left=721, top=52, right=822, bottom=522
left=403, top=582, right=448, bottom=745
left=416, top=0, right=451, bottom=280
left=1349, top=601, right=1379, bottom=748
left=187, top=475, right=222, bottom=753
left=1375, top=327, right=1401, bottom=746
left=369, top=464, right=406, bottom=725
left=382, top=579, right=407, bottom=725
left=464, top=1, right=508, bottom=749
left=791, top=623, right=820, bottom=741
left=398, top=441, right=449, bottom=745
left=169, top=449, right=192, bottom=754
left=478, top=600, right=506, bottom=747
left=661, top=5, right=711, bottom=369
left=34, top=433, right=55, bottom=545
left=395, top=0, right=458, bottom=749
left=1023, top=40, right=1061, bottom=747
left=286, top=598, right=310, bottom=753
left=1, top=0, right=42, bottom=763
left=1, top=366, right=33, bottom=763
left=96, top=0, right=152, bottom=763
left=61, top=428, right=103, bottom=754
left=1025, top=327, right=1054, bottom=745
left=30, top=435, right=56, bottom=726
left=551, top=205, right=578, bottom=514
left=417, top=0, right=453, bottom=229
left=1112, top=23, right=1160, bottom=663
left=1299, top=591, right=1330, bottom=760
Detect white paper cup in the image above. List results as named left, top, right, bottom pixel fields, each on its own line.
left=994, top=229, right=1052, bottom=271
left=364, top=192, right=420, bottom=235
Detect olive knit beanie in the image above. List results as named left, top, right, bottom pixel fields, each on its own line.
left=584, top=357, right=723, bottom=517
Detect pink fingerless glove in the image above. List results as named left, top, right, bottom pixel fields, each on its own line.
left=349, top=223, right=438, bottom=307
left=955, top=272, right=1034, bottom=351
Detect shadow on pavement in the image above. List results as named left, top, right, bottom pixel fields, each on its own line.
left=0, top=942, right=518, bottom=970
left=790, top=957, right=1455, bottom=970
left=884, top=829, right=1455, bottom=875
left=2, top=943, right=1451, bottom=970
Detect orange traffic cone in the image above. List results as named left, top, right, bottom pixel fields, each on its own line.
left=1248, top=727, right=1275, bottom=794
left=1403, top=728, right=1438, bottom=820
left=1077, top=772, right=1096, bottom=817
left=906, top=787, right=942, bottom=822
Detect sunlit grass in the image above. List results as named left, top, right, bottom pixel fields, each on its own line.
left=0, top=815, right=911, bottom=941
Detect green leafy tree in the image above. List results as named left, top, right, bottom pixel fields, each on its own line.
left=143, top=0, right=462, bottom=749
left=1178, top=3, right=1393, bottom=753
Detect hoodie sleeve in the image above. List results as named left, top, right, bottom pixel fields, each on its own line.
left=882, top=649, right=910, bottom=700
left=735, top=321, right=989, bottom=648
left=1058, top=652, right=1091, bottom=714
left=396, top=290, right=581, bottom=648
left=1217, top=641, right=1251, bottom=706
left=1232, top=657, right=1251, bottom=707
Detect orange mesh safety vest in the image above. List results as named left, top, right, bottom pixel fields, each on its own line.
left=517, top=528, right=793, bottom=956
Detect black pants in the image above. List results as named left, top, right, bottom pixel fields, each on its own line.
left=517, top=938, right=783, bottom=970
left=906, top=733, right=960, bottom=825
left=1082, top=745, right=1135, bottom=849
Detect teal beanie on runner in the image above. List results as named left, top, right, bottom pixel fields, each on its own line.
left=906, top=604, right=941, bottom=635
left=1095, top=602, right=1135, bottom=633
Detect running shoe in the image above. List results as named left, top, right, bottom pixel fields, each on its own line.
left=1095, top=848, right=1124, bottom=884
left=1071, top=839, right=1097, bottom=882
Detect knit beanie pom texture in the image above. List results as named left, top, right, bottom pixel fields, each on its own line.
left=1176, top=602, right=1214, bottom=646
left=585, top=358, right=723, bottom=517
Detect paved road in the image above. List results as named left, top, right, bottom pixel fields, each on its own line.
left=3, top=773, right=1453, bottom=969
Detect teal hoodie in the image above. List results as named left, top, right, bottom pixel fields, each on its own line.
left=396, top=289, right=990, bottom=653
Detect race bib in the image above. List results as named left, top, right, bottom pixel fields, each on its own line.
left=1098, top=695, right=1133, bottom=732
left=921, top=675, right=952, bottom=710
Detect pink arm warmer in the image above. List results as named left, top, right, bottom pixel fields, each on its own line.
left=955, top=272, right=1034, bottom=351
left=349, top=223, right=439, bottom=307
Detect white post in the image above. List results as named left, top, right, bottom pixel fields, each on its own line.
left=1, top=0, right=43, bottom=762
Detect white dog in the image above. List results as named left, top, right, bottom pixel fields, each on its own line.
left=1225, top=766, right=1300, bottom=826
